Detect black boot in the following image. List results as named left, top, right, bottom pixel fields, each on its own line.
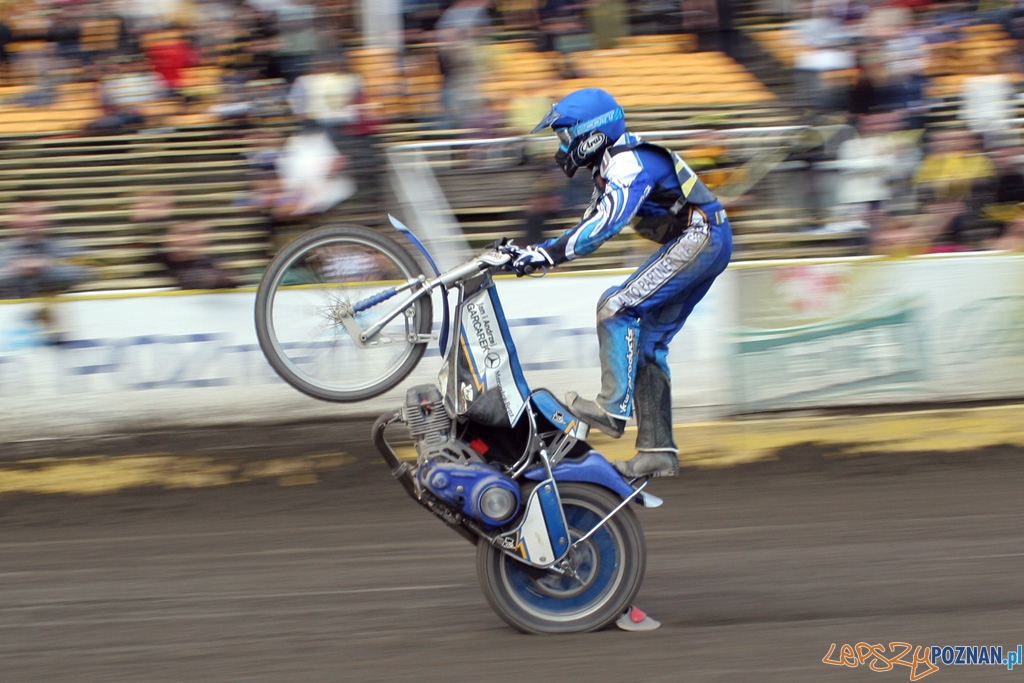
left=614, top=363, right=678, bottom=478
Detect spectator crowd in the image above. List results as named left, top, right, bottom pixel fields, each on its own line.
left=766, top=0, right=1024, bottom=254
left=1, top=0, right=1024, bottom=310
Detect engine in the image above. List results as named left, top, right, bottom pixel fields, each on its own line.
left=403, top=385, right=521, bottom=527
left=417, top=461, right=520, bottom=527
left=402, top=384, right=453, bottom=453
left=402, top=384, right=478, bottom=464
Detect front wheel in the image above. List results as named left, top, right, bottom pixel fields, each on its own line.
left=477, top=483, right=646, bottom=634
left=255, top=225, right=433, bottom=402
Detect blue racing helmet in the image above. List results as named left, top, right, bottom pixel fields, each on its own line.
left=532, top=88, right=625, bottom=178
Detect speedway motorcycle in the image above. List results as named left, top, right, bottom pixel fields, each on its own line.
left=254, top=217, right=662, bottom=633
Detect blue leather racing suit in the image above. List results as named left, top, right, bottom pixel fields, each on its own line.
left=539, top=132, right=732, bottom=452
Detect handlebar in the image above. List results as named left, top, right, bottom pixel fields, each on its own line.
left=359, top=240, right=539, bottom=340
left=433, top=241, right=546, bottom=289
left=493, top=242, right=547, bottom=278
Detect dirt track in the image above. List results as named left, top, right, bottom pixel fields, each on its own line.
left=1, top=422, right=1023, bottom=682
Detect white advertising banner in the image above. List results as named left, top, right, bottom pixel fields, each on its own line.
left=5, top=253, right=1018, bottom=441
left=0, top=271, right=736, bottom=440
left=731, top=254, right=1024, bottom=410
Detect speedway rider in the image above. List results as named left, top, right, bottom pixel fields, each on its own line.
left=515, top=88, right=733, bottom=479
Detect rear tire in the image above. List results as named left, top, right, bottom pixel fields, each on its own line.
left=477, top=483, right=646, bottom=634
left=254, top=225, right=432, bottom=402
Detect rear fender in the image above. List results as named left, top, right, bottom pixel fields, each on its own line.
left=524, top=452, right=663, bottom=508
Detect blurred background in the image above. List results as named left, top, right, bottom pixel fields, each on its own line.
left=2, top=4, right=1024, bottom=678
left=2, top=0, right=1024, bottom=299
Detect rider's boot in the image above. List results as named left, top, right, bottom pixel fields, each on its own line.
left=566, top=392, right=626, bottom=438
left=566, top=312, right=639, bottom=439
left=614, top=363, right=679, bottom=478
left=614, top=450, right=679, bottom=478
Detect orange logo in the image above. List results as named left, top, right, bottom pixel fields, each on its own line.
left=823, top=643, right=939, bottom=681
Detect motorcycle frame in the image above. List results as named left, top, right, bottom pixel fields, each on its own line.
left=368, top=217, right=659, bottom=572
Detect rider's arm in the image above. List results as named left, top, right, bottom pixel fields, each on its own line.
left=538, top=152, right=655, bottom=263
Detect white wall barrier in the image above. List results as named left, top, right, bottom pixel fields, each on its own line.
left=1, top=253, right=1021, bottom=440
left=731, top=253, right=1024, bottom=410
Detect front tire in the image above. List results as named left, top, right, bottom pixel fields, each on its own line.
left=477, top=483, right=646, bottom=634
left=254, top=225, right=433, bottom=403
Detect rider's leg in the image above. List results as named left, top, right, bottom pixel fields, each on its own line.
left=624, top=360, right=680, bottom=478
left=612, top=213, right=732, bottom=477
left=633, top=356, right=676, bottom=452
left=618, top=279, right=715, bottom=478
left=567, top=305, right=637, bottom=438
left=570, top=206, right=731, bottom=451
left=570, top=237, right=709, bottom=441
left=568, top=264, right=702, bottom=442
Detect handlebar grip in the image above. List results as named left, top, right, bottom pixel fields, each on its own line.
left=353, top=286, right=398, bottom=313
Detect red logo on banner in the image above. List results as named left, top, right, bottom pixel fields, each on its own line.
left=774, top=266, right=848, bottom=315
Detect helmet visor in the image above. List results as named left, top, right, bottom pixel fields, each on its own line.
left=531, top=107, right=564, bottom=134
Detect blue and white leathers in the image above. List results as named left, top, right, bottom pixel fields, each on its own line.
left=538, top=132, right=655, bottom=263
left=539, top=133, right=733, bottom=445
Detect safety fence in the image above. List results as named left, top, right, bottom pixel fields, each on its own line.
left=2, top=252, right=1021, bottom=442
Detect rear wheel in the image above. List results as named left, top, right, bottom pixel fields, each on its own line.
left=254, top=225, right=433, bottom=402
left=477, top=483, right=646, bottom=634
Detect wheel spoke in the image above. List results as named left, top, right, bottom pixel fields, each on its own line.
left=256, top=227, right=432, bottom=402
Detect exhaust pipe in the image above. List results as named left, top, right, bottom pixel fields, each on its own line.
left=373, top=409, right=419, bottom=501
left=372, top=410, right=478, bottom=545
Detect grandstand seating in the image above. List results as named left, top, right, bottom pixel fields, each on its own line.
left=349, top=37, right=781, bottom=131
left=750, top=21, right=1021, bottom=102
left=0, top=29, right=870, bottom=294
left=0, top=130, right=274, bottom=291
left=926, top=23, right=1018, bottom=79
left=400, top=120, right=870, bottom=269
left=562, top=48, right=776, bottom=108
left=361, top=37, right=830, bottom=267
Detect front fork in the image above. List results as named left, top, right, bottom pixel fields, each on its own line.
left=494, top=450, right=652, bottom=571
left=340, top=276, right=434, bottom=349
left=492, top=451, right=571, bottom=568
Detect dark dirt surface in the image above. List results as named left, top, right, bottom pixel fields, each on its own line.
left=2, top=422, right=1023, bottom=682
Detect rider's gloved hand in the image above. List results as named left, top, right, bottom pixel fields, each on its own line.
left=511, top=245, right=554, bottom=276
